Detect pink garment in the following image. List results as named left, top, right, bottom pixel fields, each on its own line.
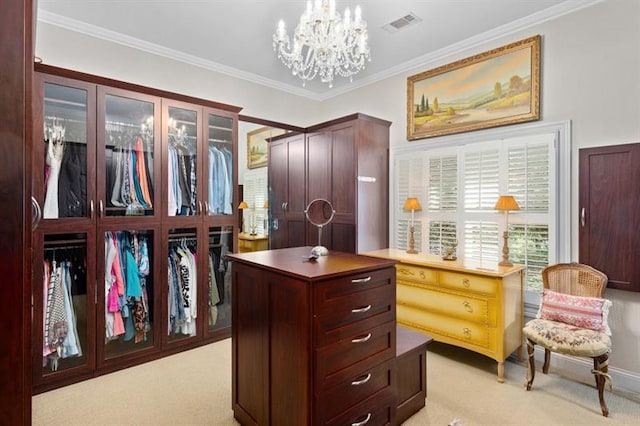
left=111, top=233, right=125, bottom=296
left=107, top=283, right=120, bottom=313
left=43, top=260, right=54, bottom=358
left=112, top=311, right=125, bottom=336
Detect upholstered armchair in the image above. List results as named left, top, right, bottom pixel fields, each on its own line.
left=522, top=263, right=612, bottom=416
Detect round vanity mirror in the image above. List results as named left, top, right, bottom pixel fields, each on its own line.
left=304, top=198, right=335, bottom=256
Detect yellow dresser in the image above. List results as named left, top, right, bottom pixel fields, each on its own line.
left=238, top=233, right=269, bottom=253
left=364, top=248, right=524, bottom=382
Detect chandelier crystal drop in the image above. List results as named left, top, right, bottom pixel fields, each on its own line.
left=273, top=0, right=371, bottom=88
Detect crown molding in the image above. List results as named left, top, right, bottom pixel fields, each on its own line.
left=38, top=0, right=604, bottom=102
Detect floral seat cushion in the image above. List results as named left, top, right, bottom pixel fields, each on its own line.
left=523, top=319, right=611, bottom=357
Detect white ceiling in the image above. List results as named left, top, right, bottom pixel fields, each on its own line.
left=37, top=0, right=598, bottom=99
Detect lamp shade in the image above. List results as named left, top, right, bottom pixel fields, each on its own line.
left=238, top=201, right=249, bottom=209
left=494, top=195, right=520, bottom=211
left=403, top=197, right=422, bottom=211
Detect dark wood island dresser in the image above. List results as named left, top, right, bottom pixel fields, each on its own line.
left=228, top=246, right=399, bottom=426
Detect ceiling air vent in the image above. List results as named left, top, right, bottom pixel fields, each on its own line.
left=382, top=12, right=422, bottom=34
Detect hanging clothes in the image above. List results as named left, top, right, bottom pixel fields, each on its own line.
left=43, top=138, right=65, bottom=218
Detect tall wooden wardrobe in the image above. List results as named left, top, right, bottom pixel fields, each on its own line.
left=268, top=113, right=391, bottom=254
left=31, top=64, right=241, bottom=393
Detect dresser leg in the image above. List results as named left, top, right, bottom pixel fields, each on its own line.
left=497, top=362, right=505, bottom=383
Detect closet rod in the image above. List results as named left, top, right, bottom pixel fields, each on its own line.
left=208, top=138, right=232, bottom=144
left=44, top=97, right=86, bottom=108
left=44, top=115, right=86, bottom=125
left=44, top=242, right=87, bottom=250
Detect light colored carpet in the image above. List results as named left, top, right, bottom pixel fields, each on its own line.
left=33, top=338, right=640, bottom=425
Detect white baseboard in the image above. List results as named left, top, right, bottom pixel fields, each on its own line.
left=527, top=346, right=640, bottom=396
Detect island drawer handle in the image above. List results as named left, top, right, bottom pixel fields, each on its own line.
left=351, top=373, right=372, bottom=386
left=352, top=305, right=372, bottom=313
left=351, top=333, right=372, bottom=343
left=352, top=413, right=372, bottom=426
left=351, top=276, right=371, bottom=283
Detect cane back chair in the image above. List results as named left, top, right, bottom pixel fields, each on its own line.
left=523, top=262, right=612, bottom=416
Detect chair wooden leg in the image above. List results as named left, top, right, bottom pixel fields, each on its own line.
left=526, top=339, right=536, bottom=390
left=542, top=348, right=551, bottom=374
left=593, top=354, right=610, bottom=417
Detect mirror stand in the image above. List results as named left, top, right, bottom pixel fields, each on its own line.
left=305, top=198, right=335, bottom=256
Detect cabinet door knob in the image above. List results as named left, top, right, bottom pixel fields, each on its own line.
left=351, top=333, right=372, bottom=343
left=581, top=207, right=586, bottom=227
left=99, top=200, right=104, bottom=218
left=352, top=413, right=372, bottom=426
left=351, top=276, right=371, bottom=284
left=351, top=373, right=372, bottom=386
left=89, top=200, right=94, bottom=219
left=351, top=304, right=372, bottom=313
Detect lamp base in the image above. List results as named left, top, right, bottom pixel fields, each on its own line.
left=499, top=260, right=513, bottom=267
left=406, top=225, right=418, bottom=254
left=406, top=249, right=418, bottom=254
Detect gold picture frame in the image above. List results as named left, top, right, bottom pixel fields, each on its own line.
left=247, top=126, right=286, bottom=169
left=407, top=35, right=541, bottom=141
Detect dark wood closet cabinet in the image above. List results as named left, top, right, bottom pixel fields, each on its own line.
left=268, top=113, right=391, bottom=254
left=267, top=132, right=307, bottom=250
left=31, top=64, right=241, bottom=393
left=579, top=142, right=640, bottom=292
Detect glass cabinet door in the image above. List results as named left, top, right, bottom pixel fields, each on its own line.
left=33, top=232, right=96, bottom=389
left=165, top=227, right=199, bottom=345
left=206, top=226, right=233, bottom=337
left=166, top=104, right=200, bottom=217
left=37, top=76, right=95, bottom=224
left=100, top=228, right=157, bottom=363
left=205, top=113, right=234, bottom=217
left=101, top=90, right=158, bottom=218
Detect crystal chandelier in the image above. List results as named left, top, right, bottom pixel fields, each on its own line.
left=273, top=0, right=370, bottom=88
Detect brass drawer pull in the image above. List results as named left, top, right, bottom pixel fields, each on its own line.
left=462, top=278, right=470, bottom=287
left=351, top=373, right=372, bottom=386
left=351, top=276, right=371, bottom=283
left=351, top=333, right=372, bottom=343
left=352, top=413, right=372, bottom=426
left=398, top=268, right=414, bottom=276
left=463, top=327, right=471, bottom=337
left=462, top=301, right=473, bottom=313
left=351, top=304, right=372, bottom=313
left=419, top=271, right=426, bottom=279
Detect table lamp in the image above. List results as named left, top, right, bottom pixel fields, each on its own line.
left=494, top=195, right=520, bottom=266
left=238, top=201, right=249, bottom=234
left=403, top=197, right=422, bottom=254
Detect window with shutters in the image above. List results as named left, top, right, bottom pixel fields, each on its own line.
left=393, top=130, right=562, bottom=300
left=242, top=169, right=267, bottom=235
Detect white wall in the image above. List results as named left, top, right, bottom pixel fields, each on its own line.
left=36, top=0, right=640, bottom=387
left=321, top=0, right=640, bottom=380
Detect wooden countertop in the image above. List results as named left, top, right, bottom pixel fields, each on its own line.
left=362, top=248, right=524, bottom=278
left=227, top=246, right=397, bottom=281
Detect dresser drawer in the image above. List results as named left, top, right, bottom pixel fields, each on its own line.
left=438, top=270, right=499, bottom=295
left=398, top=304, right=495, bottom=350
left=395, top=264, right=437, bottom=285
left=314, top=267, right=395, bottom=306
left=315, top=359, right=393, bottom=423
left=315, top=284, right=395, bottom=343
left=397, top=282, right=495, bottom=326
left=324, top=387, right=395, bottom=426
left=315, top=321, right=395, bottom=390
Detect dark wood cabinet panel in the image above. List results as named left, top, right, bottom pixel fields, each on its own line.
left=579, top=143, right=640, bottom=291
left=268, top=132, right=306, bottom=249
left=0, top=0, right=33, bottom=422
left=269, top=113, right=390, bottom=254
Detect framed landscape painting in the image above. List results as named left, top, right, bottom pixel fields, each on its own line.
left=407, top=35, right=541, bottom=140
left=247, top=126, right=286, bottom=169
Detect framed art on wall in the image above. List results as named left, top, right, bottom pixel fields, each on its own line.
left=407, top=35, right=541, bottom=141
left=247, top=126, right=286, bottom=169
